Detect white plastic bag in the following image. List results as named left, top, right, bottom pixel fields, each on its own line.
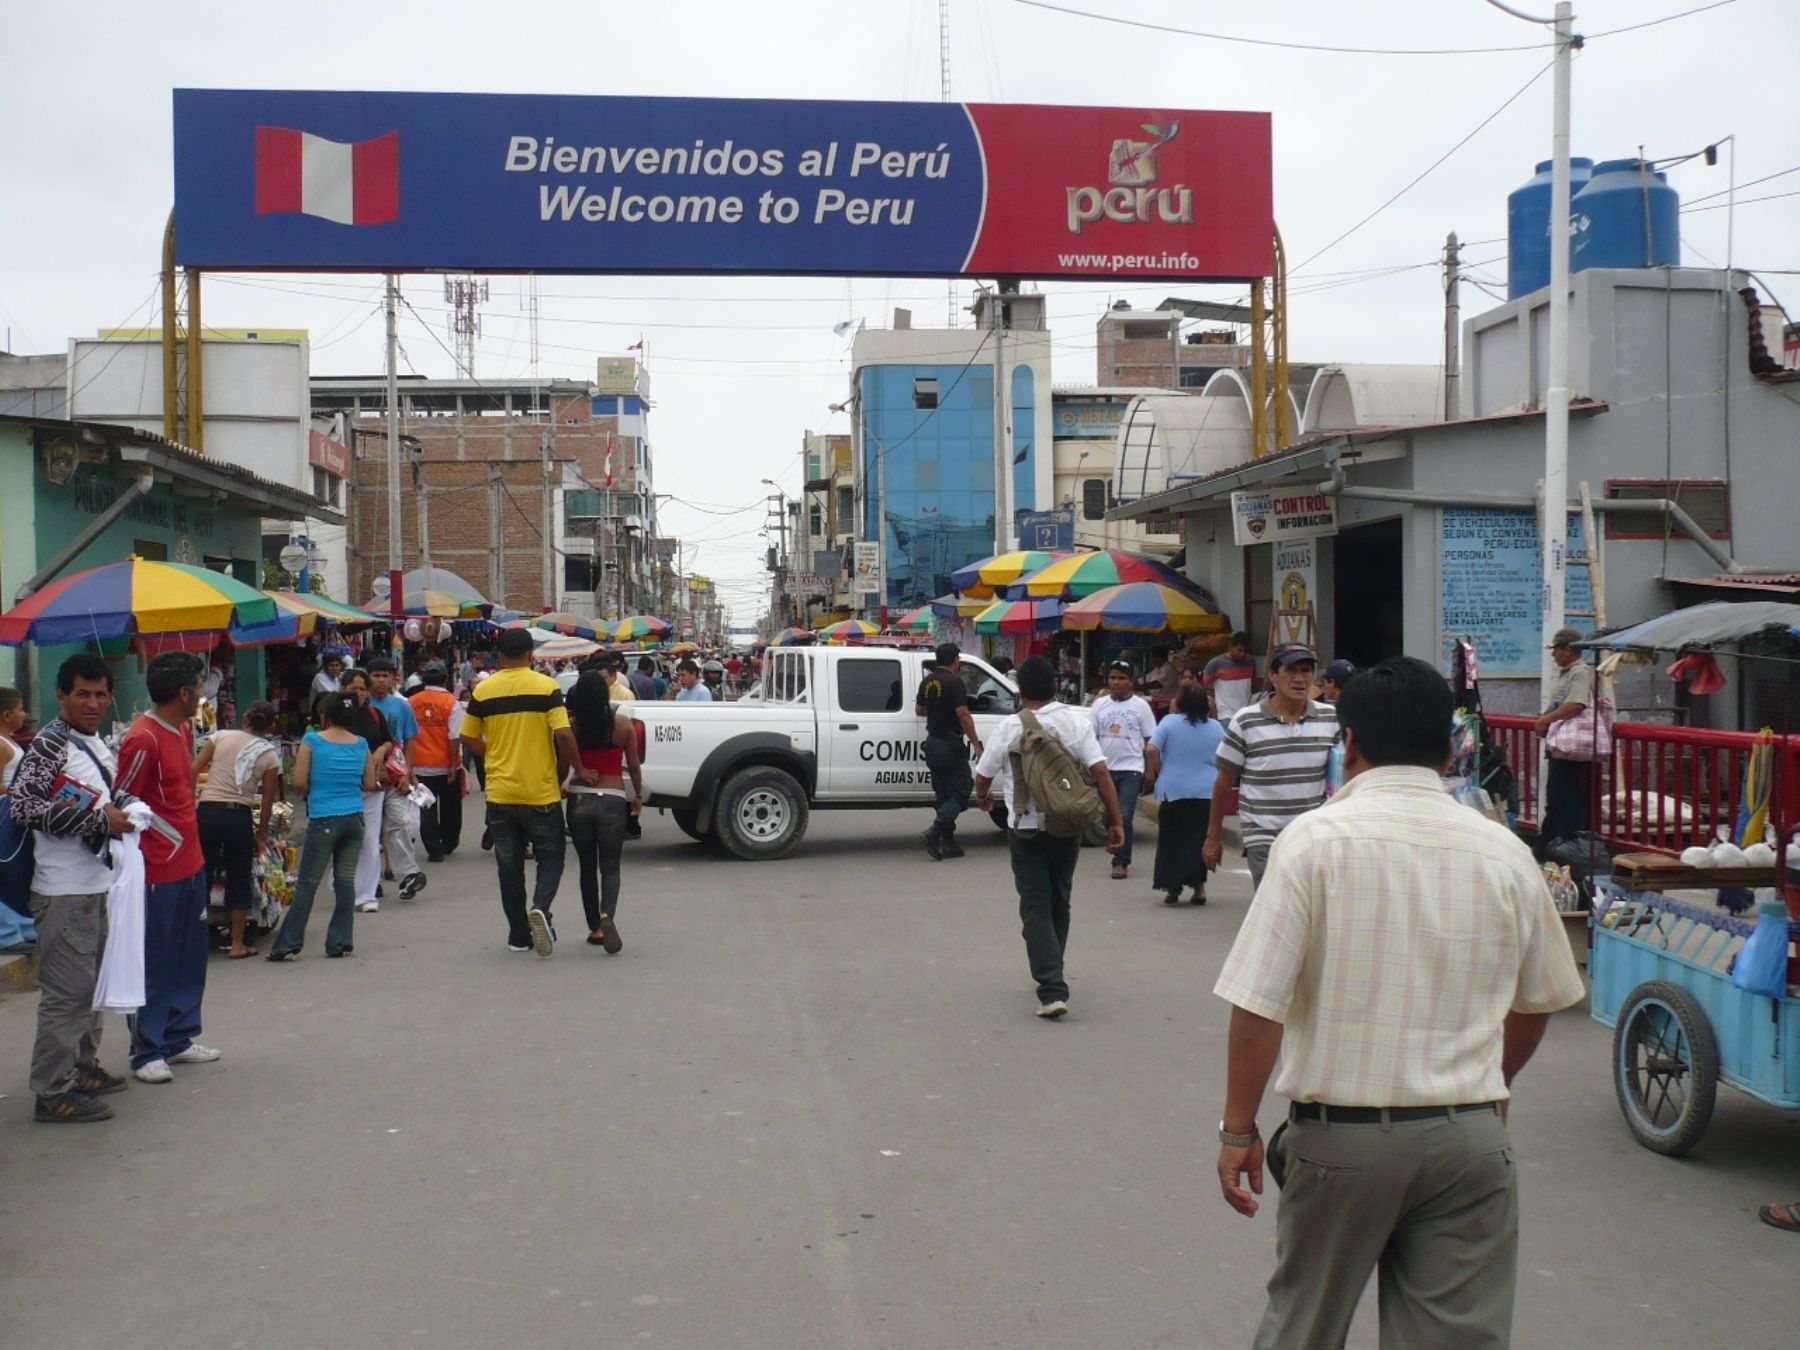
left=94, top=805, right=155, bottom=1013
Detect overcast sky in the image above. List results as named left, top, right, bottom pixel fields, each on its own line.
left=3, top=0, right=1793, bottom=621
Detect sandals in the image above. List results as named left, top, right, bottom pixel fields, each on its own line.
left=1190, top=889, right=1208, bottom=906
left=1163, top=891, right=1181, bottom=906
left=228, top=948, right=258, bottom=960
left=1758, top=1202, right=1800, bottom=1233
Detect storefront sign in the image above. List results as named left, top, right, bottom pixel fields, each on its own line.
left=173, top=90, right=1273, bottom=280
left=1230, top=488, right=1337, bottom=545
left=1440, top=507, right=1592, bottom=677
left=1272, top=539, right=1316, bottom=644
left=308, top=429, right=350, bottom=477
left=1019, top=508, right=1075, bottom=551
left=1053, top=402, right=1128, bottom=439
left=852, top=541, right=882, bottom=595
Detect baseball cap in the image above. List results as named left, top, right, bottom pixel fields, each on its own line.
left=1550, top=626, right=1585, bottom=650
left=1268, top=643, right=1319, bottom=671
left=496, top=627, right=535, bottom=657
left=1321, top=658, right=1356, bottom=685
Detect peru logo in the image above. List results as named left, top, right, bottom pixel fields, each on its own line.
left=255, top=127, right=399, bottom=225
left=1067, top=119, right=1194, bottom=236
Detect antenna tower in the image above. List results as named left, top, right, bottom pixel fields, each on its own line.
left=444, top=275, right=489, bottom=377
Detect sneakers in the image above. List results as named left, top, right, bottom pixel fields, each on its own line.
left=922, top=826, right=944, bottom=861
left=134, top=1059, right=174, bottom=1084
left=76, top=1066, right=128, bottom=1096
left=506, top=940, right=531, bottom=953
left=34, top=1090, right=113, bottom=1123
left=1035, top=1000, right=1070, bottom=1019
left=170, top=1044, right=222, bottom=1064
left=398, top=871, right=427, bottom=901
left=356, top=901, right=379, bottom=913
left=939, top=832, right=965, bottom=859
left=527, top=906, right=555, bottom=957
left=596, top=913, right=623, bottom=955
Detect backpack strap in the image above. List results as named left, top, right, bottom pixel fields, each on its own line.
left=1010, top=710, right=1042, bottom=822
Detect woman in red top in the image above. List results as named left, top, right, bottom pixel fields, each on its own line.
left=564, top=665, right=643, bottom=953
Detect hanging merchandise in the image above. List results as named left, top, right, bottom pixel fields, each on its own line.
left=1666, top=650, right=1727, bottom=695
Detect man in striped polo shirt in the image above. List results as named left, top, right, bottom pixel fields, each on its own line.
left=1203, top=643, right=1337, bottom=890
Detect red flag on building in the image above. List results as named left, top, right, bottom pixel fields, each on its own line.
left=604, top=431, right=615, bottom=488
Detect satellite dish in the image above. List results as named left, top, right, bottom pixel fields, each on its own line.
left=278, top=544, right=307, bottom=572
left=372, top=574, right=392, bottom=597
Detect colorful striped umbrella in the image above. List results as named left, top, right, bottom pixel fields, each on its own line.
left=1000, top=550, right=1210, bottom=602
left=525, top=612, right=606, bottom=641
left=667, top=641, right=701, bottom=654
left=613, top=615, right=673, bottom=643
left=771, top=627, right=814, bottom=646
left=266, top=590, right=376, bottom=630
left=949, top=550, right=1071, bottom=600
left=1061, top=582, right=1228, bottom=635
left=892, top=605, right=935, bottom=635
left=815, top=619, right=880, bottom=642
left=529, top=631, right=605, bottom=662
left=930, top=593, right=991, bottom=620
left=1736, top=728, right=1775, bottom=846
left=366, top=589, right=491, bottom=619
left=973, top=597, right=1066, bottom=635
left=0, top=559, right=281, bottom=647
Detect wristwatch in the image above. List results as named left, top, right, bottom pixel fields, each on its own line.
left=1218, top=1119, right=1260, bottom=1148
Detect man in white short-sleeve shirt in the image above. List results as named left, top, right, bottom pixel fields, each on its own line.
left=1090, top=660, right=1159, bottom=881
left=1212, top=656, right=1584, bottom=1349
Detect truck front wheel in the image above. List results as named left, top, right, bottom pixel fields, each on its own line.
left=716, top=766, right=809, bottom=860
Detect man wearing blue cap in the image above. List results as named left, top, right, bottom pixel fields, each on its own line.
left=1204, top=643, right=1337, bottom=890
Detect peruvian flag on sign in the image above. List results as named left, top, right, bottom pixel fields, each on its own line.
left=255, top=127, right=399, bottom=225
left=604, top=432, right=616, bottom=488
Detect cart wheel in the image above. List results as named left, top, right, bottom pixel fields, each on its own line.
left=1613, top=980, right=1719, bottom=1156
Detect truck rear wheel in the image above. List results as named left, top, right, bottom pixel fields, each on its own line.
left=670, top=808, right=709, bottom=843
left=715, top=766, right=808, bottom=860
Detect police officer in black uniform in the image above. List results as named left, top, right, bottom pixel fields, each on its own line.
left=916, top=642, right=983, bottom=860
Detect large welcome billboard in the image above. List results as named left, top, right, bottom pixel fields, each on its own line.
left=173, top=90, right=1272, bottom=280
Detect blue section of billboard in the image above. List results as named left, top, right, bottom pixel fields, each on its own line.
left=174, top=89, right=985, bottom=276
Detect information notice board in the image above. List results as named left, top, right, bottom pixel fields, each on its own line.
left=1440, top=507, right=1591, bottom=677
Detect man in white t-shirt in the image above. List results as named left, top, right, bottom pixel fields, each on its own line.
left=1091, top=660, right=1160, bottom=881
left=975, top=657, right=1125, bottom=1020
left=9, top=654, right=141, bottom=1123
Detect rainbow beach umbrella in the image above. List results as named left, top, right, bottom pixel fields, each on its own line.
left=367, top=589, right=491, bottom=620
left=949, top=550, right=1070, bottom=600
left=930, top=593, right=990, bottom=620
left=526, top=612, right=607, bottom=641
left=771, top=627, right=814, bottom=646
left=974, top=597, right=1065, bottom=635
left=266, top=590, right=376, bottom=630
left=891, top=605, right=934, bottom=635
left=816, top=619, right=880, bottom=643
left=1061, top=582, right=1226, bottom=635
left=0, top=559, right=280, bottom=647
left=1000, top=550, right=1207, bottom=602
left=613, top=615, right=672, bottom=643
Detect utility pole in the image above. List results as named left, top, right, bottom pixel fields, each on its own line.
left=384, top=276, right=403, bottom=639
left=1442, top=232, right=1462, bottom=419
left=487, top=464, right=505, bottom=610
left=411, top=440, right=432, bottom=573
left=1540, top=2, right=1575, bottom=700
left=990, top=281, right=1017, bottom=555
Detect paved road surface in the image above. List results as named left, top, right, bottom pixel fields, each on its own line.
left=2, top=806, right=1795, bottom=1348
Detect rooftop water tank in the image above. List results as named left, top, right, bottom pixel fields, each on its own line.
left=1571, top=157, right=1679, bottom=274
left=1507, top=157, right=1593, bottom=299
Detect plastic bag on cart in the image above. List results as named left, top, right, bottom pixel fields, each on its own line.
left=1542, top=832, right=1613, bottom=906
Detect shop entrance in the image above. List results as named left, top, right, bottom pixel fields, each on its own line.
left=1331, top=519, right=1403, bottom=669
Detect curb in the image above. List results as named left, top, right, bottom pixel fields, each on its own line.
left=0, top=951, right=40, bottom=994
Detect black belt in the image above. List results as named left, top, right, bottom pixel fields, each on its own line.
left=1290, top=1100, right=1500, bottom=1124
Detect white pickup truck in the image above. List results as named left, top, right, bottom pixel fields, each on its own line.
left=577, top=646, right=1021, bottom=859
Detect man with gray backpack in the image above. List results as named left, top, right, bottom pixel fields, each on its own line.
left=975, top=657, right=1126, bottom=1019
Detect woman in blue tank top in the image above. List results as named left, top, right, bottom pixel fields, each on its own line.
left=268, top=693, right=378, bottom=961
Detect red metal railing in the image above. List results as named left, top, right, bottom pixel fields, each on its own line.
left=1487, top=714, right=1800, bottom=855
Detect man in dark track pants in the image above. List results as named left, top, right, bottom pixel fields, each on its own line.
left=915, top=643, right=982, bottom=861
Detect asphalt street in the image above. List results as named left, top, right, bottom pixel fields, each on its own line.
left=1, top=803, right=1795, bottom=1349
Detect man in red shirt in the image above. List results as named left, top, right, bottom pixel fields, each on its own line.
left=116, top=651, right=221, bottom=1084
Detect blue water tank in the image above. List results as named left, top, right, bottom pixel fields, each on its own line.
left=1507, top=157, right=1593, bottom=299
left=1571, top=157, right=1680, bottom=274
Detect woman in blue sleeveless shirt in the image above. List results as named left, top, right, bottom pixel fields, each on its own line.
left=268, top=693, right=379, bottom=960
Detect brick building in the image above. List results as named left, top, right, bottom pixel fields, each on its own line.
left=313, top=372, right=658, bottom=616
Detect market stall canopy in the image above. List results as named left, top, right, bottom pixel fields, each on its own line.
left=529, top=631, right=604, bottom=661
left=1061, top=582, right=1229, bottom=636
left=949, top=550, right=1071, bottom=600
left=365, top=589, right=492, bottom=619
left=999, top=550, right=1212, bottom=602
left=930, top=593, right=990, bottom=620
left=1579, top=601, right=1800, bottom=654
left=816, top=619, right=880, bottom=643
left=523, top=612, right=606, bottom=641
left=770, top=627, right=815, bottom=647
left=266, top=590, right=376, bottom=630
left=974, top=598, right=1066, bottom=635
left=0, top=558, right=281, bottom=647
left=891, top=605, right=934, bottom=635
left=612, top=615, right=673, bottom=643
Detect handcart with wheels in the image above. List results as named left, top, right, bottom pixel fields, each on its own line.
left=1590, top=878, right=1800, bottom=1154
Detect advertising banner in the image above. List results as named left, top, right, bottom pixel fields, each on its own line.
left=1230, top=488, right=1338, bottom=545
left=1272, top=539, right=1317, bottom=644
left=852, top=541, right=882, bottom=595
left=1440, top=507, right=1592, bottom=677
left=173, top=90, right=1273, bottom=280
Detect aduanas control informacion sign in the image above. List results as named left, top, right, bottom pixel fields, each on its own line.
left=173, top=90, right=1273, bottom=280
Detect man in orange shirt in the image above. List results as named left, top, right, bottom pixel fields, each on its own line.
left=407, top=663, right=464, bottom=861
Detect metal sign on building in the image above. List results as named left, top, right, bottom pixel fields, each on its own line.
left=852, top=541, right=882, bottom=595
left=1018, top=508, right=1075, bottom=551
left=173, top=91, right=1273, bottom=280
left=1230, top=489, right=1338, bottom=545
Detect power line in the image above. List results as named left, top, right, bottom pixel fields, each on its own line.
left=1681, top=189, right=1800, bottom=214
left=1012, top=0, right=1549, bottom=54
left=1682, top=163, right=1800, bottom=207
left=1586, top=0, right=1739, bottom=41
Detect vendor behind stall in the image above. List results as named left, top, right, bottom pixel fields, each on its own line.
left=1534, top=627, right=1595, bottom=849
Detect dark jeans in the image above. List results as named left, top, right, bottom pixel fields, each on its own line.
left=198, top=801, right=256, bottom=910
left=488, top=802, right=567, bottom=945
left=924, top=734, right=972, bottom=833
left=1152, top=796, right=1211, bottom=893
left=464, top=745, right=487, bottom=791
left=273, top=811, right=363, bottom=958
left=417, top=772, right=464, bottom=857
left=567, top=793, right=628, bottom=930
left=1009, top=829, right=1081, bottom=1004
left=130, top=870, right=211, bottom=1069
left=1541, top=756, right=1593, bottom=847
left=1111, top=769, right=1143, bottom=867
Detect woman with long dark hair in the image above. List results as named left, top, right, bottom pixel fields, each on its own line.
left=1148, top=680, right=1225, bottom=906
left=564, top=665, right=643, bottom=953
left=268, top=693, right=379, bottom=960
